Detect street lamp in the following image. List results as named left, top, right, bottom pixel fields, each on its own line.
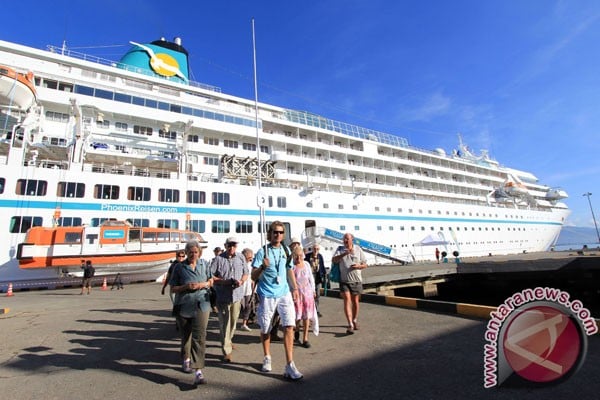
left=583, top=192, right=600, bottom=243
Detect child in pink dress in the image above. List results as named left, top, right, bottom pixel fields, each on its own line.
left=292, top=246, right=316, bottom=347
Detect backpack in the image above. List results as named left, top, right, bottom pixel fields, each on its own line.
left=88, top=265, right=95, bottom=277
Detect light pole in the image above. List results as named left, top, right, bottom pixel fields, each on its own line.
left=583, top=192, right=600, bottom=243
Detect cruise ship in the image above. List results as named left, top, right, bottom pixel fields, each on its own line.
left=0, top=37, right=570, bottom=288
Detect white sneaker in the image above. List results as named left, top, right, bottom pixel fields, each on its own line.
left=283, top=361, right=303, bottom=381
left=261, top=355, right=272, bottom=372
left=240, top=325, right=252, bottom=332
left=182, top=358, right=192, bottom=373
left=193, top=369, right=206, bottom=385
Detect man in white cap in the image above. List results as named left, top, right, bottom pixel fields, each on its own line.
left=210, top=236, right=248, bottom=362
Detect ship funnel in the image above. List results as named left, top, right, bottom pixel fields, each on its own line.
left=119, top=37, right=190, bottom=83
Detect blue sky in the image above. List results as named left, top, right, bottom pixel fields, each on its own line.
left=3, top=0, right=600, bottom=228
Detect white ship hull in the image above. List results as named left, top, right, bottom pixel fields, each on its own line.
left=0, top=38, right=570, bottom=288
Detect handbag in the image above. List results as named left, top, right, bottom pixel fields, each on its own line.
left=329, top=262, right=340, bottom=283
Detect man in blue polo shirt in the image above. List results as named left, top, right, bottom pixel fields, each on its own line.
left=251, top=221, right=303, bottom=381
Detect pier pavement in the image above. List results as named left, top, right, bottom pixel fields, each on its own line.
left=1, top=282, right=599, bottom=400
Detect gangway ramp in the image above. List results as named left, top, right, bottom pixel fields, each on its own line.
left=302, top=227, right=407, bottom=264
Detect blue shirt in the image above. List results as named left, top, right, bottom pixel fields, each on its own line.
left=252, top=244, right=292, bottom=298
left=169, top=259, right=212, bottom=315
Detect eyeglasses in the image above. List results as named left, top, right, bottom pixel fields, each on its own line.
left=272, top=231, right=284, bottom=235
left=176, top=254, right=186, bottom=258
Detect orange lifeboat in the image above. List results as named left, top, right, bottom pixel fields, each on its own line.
left=15, top=221, right=206, bottom=274
left=0, top=65, right=37, bottom=110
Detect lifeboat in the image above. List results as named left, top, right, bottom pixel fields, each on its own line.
left=546, top=187, right=568, bottom=200
left=0, top=65, right=37, bottom=110
left=504, top=181, right=528, bottom=196
left=16, top=220, right=206, bottom=273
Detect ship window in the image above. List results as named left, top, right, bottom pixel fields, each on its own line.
left=188, top=220, right=206, bottom=233
left=188, top=135, right=199, bottom=143
left=159, top=129, right=177, bottom=140
left=277, top=197, right=287, bottom=208
left=375, top=207, right=380, bottom=211
left=90, top=217, right=115, bottom=227
left=354, top=225, right=360, bottom=231
left=170, top=104, right=181, bottom=113
left=211, top=220, right=230, bottom=234
left=389, top=226, right=394, bottom=231
left=159, top=189, right=180, bottom=203
left=307, top=201, right=313, bottom=208
left=10, top=216, right=42, bottom=233
left=323, top=203, right=329, bottom=209
left=339, top=225, right=346, bottom=231
left=115, top=122, right=128, bottom=132
left=212, top=192, right=230, bottom=205
left=114, top=92, right=131, bottom=103
left=95, top=88, right=113, bottom=100
left=57, top=181, right=85, bottom=198
left=142, top=231, right=157, bottom=241
left=128, top=186, right=151, bottom=201
left=187, top=190, right=206, bottom=204
left=146, top=99, right=157, bottom=108
left=158, top=219, right=178, bottom=229
left=236, top=220, right=253, bottom=233
left=94, top=184, right=119, bottom=200
left=0, top=177, right=4, bottom=194
left=224, top=140, right=238, bottom=149
left=377, top=226, right=382, bottom=231
left=157, top=231, right=170, bottom=241
left=158, top=102, right=169, bottom=111
left=132, top=96, right=144, bottom=106
left=126, top=218, right=149, bottom=227
left=204, top=157, right=219, bottom=166
left=74, top=84, right=93, bottom=96
left=63, top=231, right=82, bottom=243
left=243, top=143, right=257, bottom=151
left=133, top=125, right=153, bottom=136
left=204, top=137, right=219, bottom=146
left=43, top=79, right=58, bottom=89
left=352, top=205, right=358, bottom=210
left=16, top=179, right=47, bottom=196
left=338, top=204, right=344, bottom=210
left=182, top=106, right=193, bottom=115
left=96, top=119, right=110, bottom=129
left=57, top=217, right=82, bottom=226
left=128, top=229, right=141, bottom=241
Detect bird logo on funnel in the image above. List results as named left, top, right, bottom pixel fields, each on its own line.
left=129, top=41, right=187, bottom=82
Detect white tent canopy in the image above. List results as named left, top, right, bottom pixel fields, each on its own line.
left=413, top=234, right=449, bottom=247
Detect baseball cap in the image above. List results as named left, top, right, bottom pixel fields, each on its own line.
left=225, top=236, right=239, bottom=245
left=291, top=237, right=301, bottom=245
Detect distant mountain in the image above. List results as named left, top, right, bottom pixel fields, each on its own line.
left=557, top=226, right=600, bottom=246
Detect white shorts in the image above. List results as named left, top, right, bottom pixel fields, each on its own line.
left=257, top=292, right=296, bottom=334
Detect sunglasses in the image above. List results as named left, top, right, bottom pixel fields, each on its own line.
left=272, top=231, right=284, bottom=235
left=176, top=254, right=186, bottom=258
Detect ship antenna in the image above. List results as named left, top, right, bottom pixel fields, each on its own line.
left=252, top=18, right=266, bottom=246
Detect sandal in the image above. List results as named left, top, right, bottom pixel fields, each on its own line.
left=353, top=320, right=360, bottom=330
left=346, top=326, right=354, bottom=335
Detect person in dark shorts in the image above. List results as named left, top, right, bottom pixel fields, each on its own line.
left=332, top=233, right=367, bottom=334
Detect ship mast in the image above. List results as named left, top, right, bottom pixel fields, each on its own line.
left=252, top=18, right=266, bottom=245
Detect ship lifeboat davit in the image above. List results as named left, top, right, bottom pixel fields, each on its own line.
left=0, top=65, right=37, bottom=110
left=504, top=181, right=528, bottom=196
left=546, top=187, right=568, bottom=200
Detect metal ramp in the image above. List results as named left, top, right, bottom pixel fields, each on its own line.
left=301, top=226, right=408, bottom=264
